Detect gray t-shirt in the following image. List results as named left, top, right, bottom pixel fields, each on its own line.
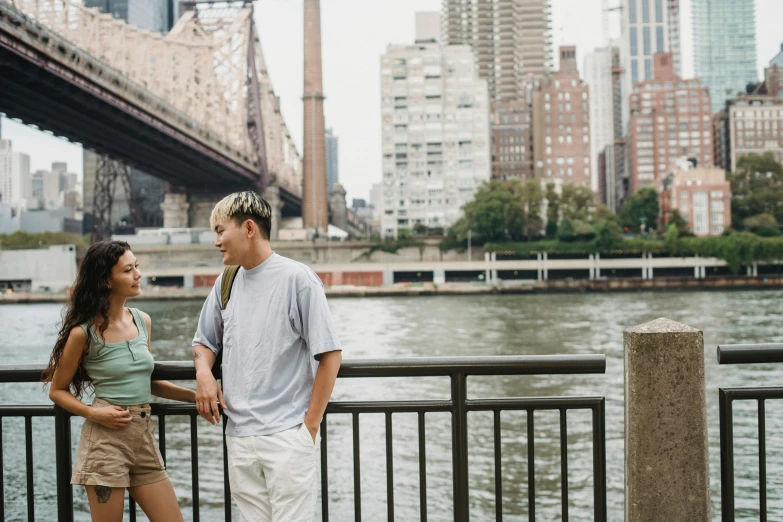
left=192, top=253, right=341, bottom=437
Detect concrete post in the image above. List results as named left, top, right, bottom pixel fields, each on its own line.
left=183, top=274, right=194, bottom=290
left=263, top=184, right=283, bottom=241
left=595, top=252, right=601, bottom=279
left=647, top=252, right=654, bottom=280
left=433, top=269, right=445, bottom=285
left=383, top=269, right=394, bottom=286
left=753, top=263, right=759, bottom=277
left=624, top=318, right=711, bottom=522
left=537, top=252, right=543, bottom=281
left=484, top=252, right=491, bottom=284
left=589, top=254, right=595, bottom=280
left=491, top=252, right=498, bottom=284
left=543, top=252, right=548, bottom=280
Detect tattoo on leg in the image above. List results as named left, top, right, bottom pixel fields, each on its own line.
left=95, top=485, right=112, bottom=504
left=193, top=351, right=202, bottom=360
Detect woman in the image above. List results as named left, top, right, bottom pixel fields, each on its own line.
left=44, top=240, right=194, bottom=522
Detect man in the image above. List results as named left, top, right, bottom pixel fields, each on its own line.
left=192, top=191, right=342, bottom=521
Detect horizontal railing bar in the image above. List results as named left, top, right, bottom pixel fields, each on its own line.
left=0, top=355, right=606, bottom=383
left=0, top=405, right=55, bottom=416
left=467, top=396, right=604, bottom=411
left=327, top=400, right=452, bottom=414
left=717, top=344, right=783, bottom=365
left=719, top=387, right=783, bottom=401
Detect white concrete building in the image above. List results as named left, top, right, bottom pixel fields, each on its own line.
left=0, top=244, right=78, bottom=292
left=380, top=13, right=490, bottom=238
left=0, top=139, right=31, bottom=209
left=584, top=47, right=617, bottom=193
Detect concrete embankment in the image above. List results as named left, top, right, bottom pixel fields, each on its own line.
left=2, top=275, right=782, bottom=304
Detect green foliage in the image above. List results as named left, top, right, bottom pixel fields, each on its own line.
left=666, top=209, right=693, bottom=237
left=593, top=219, right=624, bottom=252
left=743, top=212, right=778, bottom=231
left=618, top=186, right=659, bottom=232
left=729, top=152, right=783, bottom=229
left=0, top=231, right=89, bottom=250
left=545, top=219, right=558, bottom=238
left=557, top=219, right=575, bottom=242
left=545, top=182, right=560, bottom=225
left=560, top=184, right=595, bottom=222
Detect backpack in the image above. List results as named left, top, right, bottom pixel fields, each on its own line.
left=212, top=265, right=240, bottom=379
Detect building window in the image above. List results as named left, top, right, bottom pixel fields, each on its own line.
left=631, top=61, right=639, bottom=84
left=644, top=59, right=652, bottom=80
left=655, top=0, right=663, bottom=22
left=712, top=213, right=724, bottom=225
left=712, top=225, right=725, bottom=235
left=643, top=27, right=651, bottom=56
left=629, top=0, right=637, bottom=23
left=656, top=26, right=664, bottom=52
left=642, top=0, right=650, bottom=23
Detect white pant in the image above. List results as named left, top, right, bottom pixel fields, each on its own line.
left=226, top=424, right=320, bottom=522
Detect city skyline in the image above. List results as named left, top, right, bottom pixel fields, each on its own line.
left=1, top=0, right=780, bottom=203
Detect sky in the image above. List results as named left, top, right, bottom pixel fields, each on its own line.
left=2, top=0, right=781, bottom=203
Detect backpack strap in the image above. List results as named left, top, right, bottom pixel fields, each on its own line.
left=220, top=265, right=240, bottom=310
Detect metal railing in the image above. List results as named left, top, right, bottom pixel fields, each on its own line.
left=717, top=343, right=783, bottom=522
left=0, top=355, right=607, bottom=522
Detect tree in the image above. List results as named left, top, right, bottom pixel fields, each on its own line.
left=619, top=187, right=659, bottom=232
left=460, top=180, right=526, bottom=242
left=729, top=152, right=783, bottom=229
left=593, top=219, right=623, bottom=252
left=557, top=219, right=575, bottom=242
left=666, top=208, right=693, bottom=237
left=521, top=179, right=544, bottom=240
left=560, top=184, right=595, bottom=222
left=545, top=182, right=560, bottom=235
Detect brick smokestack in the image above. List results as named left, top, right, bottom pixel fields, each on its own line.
left=303, top=0, right=329, bottom=234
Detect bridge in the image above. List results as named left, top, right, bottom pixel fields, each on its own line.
left=0, top=0, right=306, bottom=237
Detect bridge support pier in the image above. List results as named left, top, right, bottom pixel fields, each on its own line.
left=161, top=185, right=284, bottom=240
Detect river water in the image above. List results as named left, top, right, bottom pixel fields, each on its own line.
left=1, top=290, right=782, bottom=521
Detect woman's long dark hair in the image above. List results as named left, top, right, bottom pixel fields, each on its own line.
left=42, top=240, right=131, bottom=398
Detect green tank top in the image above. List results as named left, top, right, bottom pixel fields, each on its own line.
left=80, top=308, right=154, bottom=405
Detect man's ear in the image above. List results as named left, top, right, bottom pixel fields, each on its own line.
left=244, top=218, right=256, bottom=238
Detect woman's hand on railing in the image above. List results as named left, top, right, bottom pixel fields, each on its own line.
left=88, top=405, right=132, bottom=429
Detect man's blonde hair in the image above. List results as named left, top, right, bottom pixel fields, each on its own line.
left=210, top=191, right=272, bottom=239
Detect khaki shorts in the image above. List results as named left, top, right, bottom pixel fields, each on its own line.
left=71, top=398, right=168, bottom=488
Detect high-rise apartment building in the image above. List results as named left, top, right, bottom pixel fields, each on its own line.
left=628, top=53, right=713, bottom=194
left=692, top=0, right=757, bottom=113
left=443, top=0, right=551, bottom=181
left=621, top=0, right=681, bottom=129
left=0, top=139, right=31, bottom=208
left=585, top=46, right=620, bottom=193
left=532, top=47, right=592, bottom=187
left=380, top=13, right=490, bottom=239
left=442, top=0, right=552, bottom=103
left=325, top=128, right=339, bottom=194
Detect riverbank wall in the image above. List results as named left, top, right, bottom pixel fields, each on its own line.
left=3, top=274, right=782, bottom=304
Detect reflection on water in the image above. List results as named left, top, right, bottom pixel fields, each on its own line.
left=1, top=290, right=782, bottom=520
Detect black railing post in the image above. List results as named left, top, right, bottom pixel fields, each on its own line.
left=719, top=389, right=734, bottom=522
left=592, top=398, right=607, bottom=522
left=54, top=405, right=74, bottom=522
left=451, top=372, right=469, bottom=522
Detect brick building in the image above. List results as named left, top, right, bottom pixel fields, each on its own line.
left=628, top=53, right=713, bottom=194
left=532, top=46, right=592, bottom=186
left=659, top=160, right=731, bottom=236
